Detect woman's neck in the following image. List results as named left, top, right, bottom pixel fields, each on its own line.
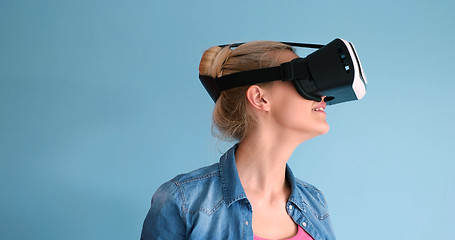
left=235, top=128, right=299, bottom=200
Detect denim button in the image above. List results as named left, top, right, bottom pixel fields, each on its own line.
left=288, top=205, right=293, bottom=210
left=245, top=220, right=249, bottom=225
left=302, top=222, right=307, bottom=227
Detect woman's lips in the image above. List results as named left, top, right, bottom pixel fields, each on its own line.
left=312, top=102, right=327, bottom=114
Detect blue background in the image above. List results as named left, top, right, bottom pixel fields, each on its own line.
left=1, top=0, right=454, bottom=239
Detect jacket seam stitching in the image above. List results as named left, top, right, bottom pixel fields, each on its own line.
left=189, top=199, right=225, bottom=215
left=179, top=172, right=219, bottom=185
left=172, top=180, right=188, bottom=215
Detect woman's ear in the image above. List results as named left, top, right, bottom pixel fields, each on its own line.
left=246, top=85, right=271, bottom=112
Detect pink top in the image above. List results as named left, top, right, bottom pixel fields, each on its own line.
left=253, top=226, right=314, bottom=240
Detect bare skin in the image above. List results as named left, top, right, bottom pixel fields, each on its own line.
left=235, top=50, right=329, bottom=239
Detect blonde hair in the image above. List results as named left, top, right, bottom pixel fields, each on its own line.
left=199, top=41, right=294, bottom=141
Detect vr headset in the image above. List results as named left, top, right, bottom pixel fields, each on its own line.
left=199, top=38, right=367, bottom=105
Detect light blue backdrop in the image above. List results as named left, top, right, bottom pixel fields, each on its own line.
left=1, top=0, right=454, bottom=239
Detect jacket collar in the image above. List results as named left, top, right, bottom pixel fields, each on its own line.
left=219, top=144, right=305, bottom=210
left=286, top=165, right=306, bottom=212
left=219, top=144, right=248, bottom=207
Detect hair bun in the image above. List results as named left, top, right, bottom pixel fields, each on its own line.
left=199, top=46, right=232, bottom=79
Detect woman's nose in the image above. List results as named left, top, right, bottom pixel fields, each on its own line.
left=321, top=96, right=327, bottom=102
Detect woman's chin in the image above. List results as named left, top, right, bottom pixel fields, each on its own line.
left=321, top=123, right=330, bottom=134
left=314, top=122, right=330, bottom=136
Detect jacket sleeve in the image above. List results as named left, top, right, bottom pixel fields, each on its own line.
left=140, top=180, right=186, bottom=240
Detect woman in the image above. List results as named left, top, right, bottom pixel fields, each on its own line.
left=141, top=41, right=336, bottom=240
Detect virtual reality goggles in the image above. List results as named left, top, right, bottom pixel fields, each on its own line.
left=199, top=38, right=367, bottom=105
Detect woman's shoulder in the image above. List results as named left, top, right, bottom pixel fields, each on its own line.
left=155, top=163, right=220, bottom=194
left=293, top=177, right=331, bottom=219
left=170, top=163, right=220, bottom=185
left=142, top=164, right=221, bottom=239
left=294, top=178, right=327, bottom=201
left=152, top=162, right=224, bottom=211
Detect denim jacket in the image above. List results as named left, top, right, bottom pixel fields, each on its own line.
left=141, top=145, right=336, bottom=240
